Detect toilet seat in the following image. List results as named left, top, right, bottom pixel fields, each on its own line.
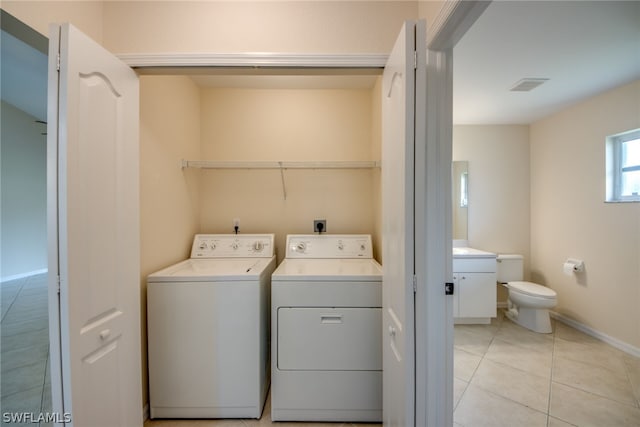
left=508, top=281, right=556, bottom=299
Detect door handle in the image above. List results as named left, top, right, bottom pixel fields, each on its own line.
left=388, top=325, right=396, bottom=337
left=320, top=315, right=343, bottom=324
left=387, top=71, right=403, bottom=98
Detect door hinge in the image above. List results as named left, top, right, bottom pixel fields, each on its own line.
left=413, top=51, right=417, bottom=69
left=445, top=282, right=454, bottom=295
left=56, top=275, right=61, bottom=294
left=56, top=53, right=60, bottom=72
left=412, top=275, right=417, bottom=293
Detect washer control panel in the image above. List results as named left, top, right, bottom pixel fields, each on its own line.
left=286, top=234, right=373, bottom=259
left=190, top=234, right=275, bottom=258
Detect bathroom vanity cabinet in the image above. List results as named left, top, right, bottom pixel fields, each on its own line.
left=452, top=248, right=497, bottom=324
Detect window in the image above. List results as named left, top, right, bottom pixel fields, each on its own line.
left=460, top=171, right=468, bottom=208
left=606, top=129, right=640, bottom=202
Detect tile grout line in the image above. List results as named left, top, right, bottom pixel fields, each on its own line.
left=621, top=355, right=640, bottom=409
left=1, top=277, right=27, bottom=324
left=546, top=319, right=557, bottom=427
left=453, top=315, right=500, bottom=414
left=39, top=347, right=51, bottom=415
left=465, top=313, right=552, bottom=421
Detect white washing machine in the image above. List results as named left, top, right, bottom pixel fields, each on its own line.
left=271, top=234, right=382, bottom=422
left=147, top=234, right=275, bottom=419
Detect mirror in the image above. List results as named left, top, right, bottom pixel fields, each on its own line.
left=452, top=161, right=468, bottom=240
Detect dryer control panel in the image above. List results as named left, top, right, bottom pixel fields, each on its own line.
left=190, top=234, right=275, bottom=258
left=286, top=234, right=373, bottom=259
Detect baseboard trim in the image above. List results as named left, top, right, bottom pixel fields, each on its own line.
left=497, top=301, right=508, bottom=309
left=1, top=268, right=48, bottom=283
left=143, top=403, right=149, bottom=421
left=550, top=311, right=640, bottom=358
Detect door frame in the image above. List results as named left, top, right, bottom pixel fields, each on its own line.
left=415, top=3, right=490, bottom=426
left=47, top=22, right=65, bottom=423
left=38, top=0, right=487, bottom=424
left=116, top=2, right=488, bottom=426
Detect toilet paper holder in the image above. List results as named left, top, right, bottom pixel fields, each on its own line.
left=564, top=258, right=585, bottom=274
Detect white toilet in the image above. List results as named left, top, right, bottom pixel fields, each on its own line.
left=496, top=254, right=557, bottom=333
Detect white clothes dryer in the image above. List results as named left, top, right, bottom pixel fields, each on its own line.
left=147, top=234, right=275, bottom=419
left=271, top=234, right=382, bottom=422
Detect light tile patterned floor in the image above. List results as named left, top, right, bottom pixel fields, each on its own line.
left=453, top=310, right=640, bottom=426
left=1, top=273, right=52, bottom=427
left=3, top=276, right=640, bottom=427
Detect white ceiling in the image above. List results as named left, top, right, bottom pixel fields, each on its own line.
left=453, top=0, right=640, bottom=125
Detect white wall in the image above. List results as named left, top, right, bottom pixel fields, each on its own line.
left=3, top=0, right=448, bottom=52
left=1, top=1, right=104, bottom=43
left=102, top=1, right=418, bottom=54
left=198, top=86, right=380, bottom=262
left=371, top=77, right=383, bottom=261
left=452, top=126, right=530, bottom=255
left=139, top=75, right=202, bottom=404
left=453, top=125, right=530, bottom=303
left=530, top=80, right=640, bottom=350
left=1, top=101, right=48, bottom=280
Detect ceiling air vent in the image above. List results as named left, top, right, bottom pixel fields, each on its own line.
left=509, top=78, right=549, bottom=92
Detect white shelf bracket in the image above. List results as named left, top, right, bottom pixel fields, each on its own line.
left=279, top=162, right=288, bottom=200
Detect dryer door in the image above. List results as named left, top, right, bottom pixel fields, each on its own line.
left=277, top=307, right=382, bottom=371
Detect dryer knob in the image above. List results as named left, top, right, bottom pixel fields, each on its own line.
left=253, top=241, right=264, bottom=252
left=296, top=242, right=306, bottom=252
left=232, top=242, right=239, bottom=250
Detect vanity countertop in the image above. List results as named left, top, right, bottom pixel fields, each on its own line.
left=452, top=247, right=497, bottom=259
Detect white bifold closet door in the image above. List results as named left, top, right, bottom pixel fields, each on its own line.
left=47, top=23, right=142, bottom=427
left=382, top=20, right=420, bottom=427
left=382, top=19, right=453, bottom=427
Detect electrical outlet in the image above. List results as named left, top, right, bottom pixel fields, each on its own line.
left=314, top=219, right=326, bottom=233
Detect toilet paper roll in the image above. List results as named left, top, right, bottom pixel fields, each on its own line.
left=563, top=262, right=575, bottom=276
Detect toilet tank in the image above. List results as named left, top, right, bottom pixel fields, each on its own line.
left=496, top=254, right=523, bottom=283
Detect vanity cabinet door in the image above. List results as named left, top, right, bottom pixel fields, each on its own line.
left=456, top=272, right=496, bottom=318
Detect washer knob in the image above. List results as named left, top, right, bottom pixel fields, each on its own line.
left=199, top=241, right=208, bottom=250
left=232, top=241, right=239, bottom=250
left=253, top=241, right=264, bottom=252
left=337, top=241, right=344, bottom=250
left=296, top=242, right=306, bottom=252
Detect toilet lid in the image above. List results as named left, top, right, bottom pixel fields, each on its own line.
left=508, top=281, right=557, bottom=299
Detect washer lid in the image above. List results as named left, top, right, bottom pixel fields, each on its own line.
left=508, top=281, right=557, bottom=298
left=147, top=257, right=274, bottom=282
left=272, top=258, right=382, bottom=282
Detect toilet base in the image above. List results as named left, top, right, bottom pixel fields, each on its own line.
left=505, top=303, right=552, bottom=334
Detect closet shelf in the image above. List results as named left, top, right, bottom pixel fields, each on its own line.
left=181, top=160, right=380, bottom=201
left=181, top=160, right=381, bottom=169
